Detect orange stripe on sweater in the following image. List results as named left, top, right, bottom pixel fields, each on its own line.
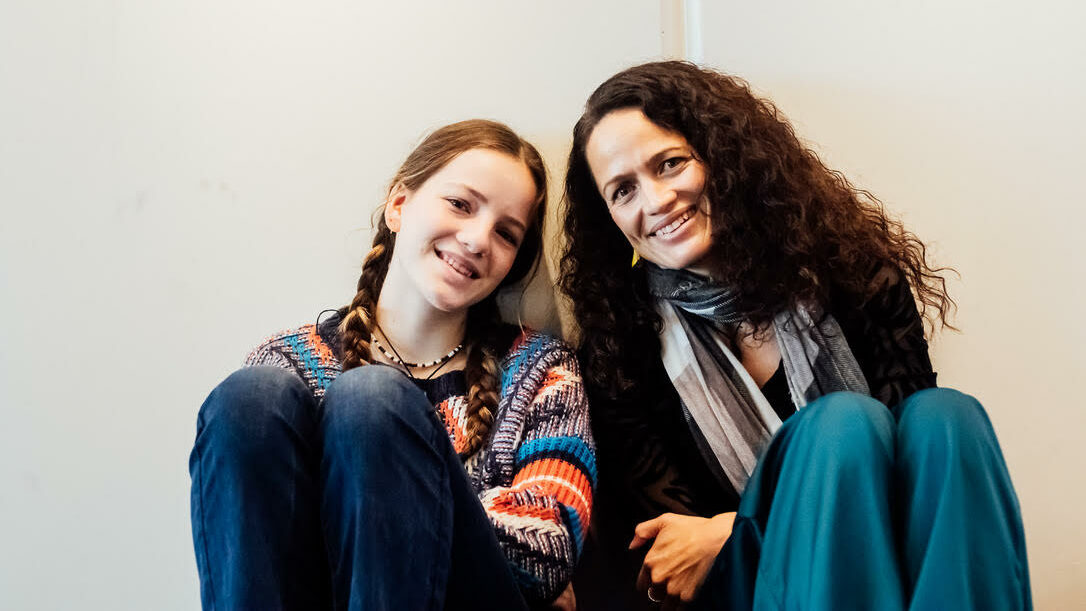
left=437, top=397, right=468, bottom=453
left=486, top=495, right=562, bottom=523
left=537, top=368, right=575, bottom=394
left=512, top=458, right=592, bottom=520
left=303, top=325, right=337, bottom=366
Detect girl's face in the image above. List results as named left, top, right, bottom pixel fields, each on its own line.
left=585, top=108, right=713, bottom=275
left=384, top=148, right=538, bottom=314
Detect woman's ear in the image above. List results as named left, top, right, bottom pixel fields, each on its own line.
left=384, top=184, right=409, bottom=233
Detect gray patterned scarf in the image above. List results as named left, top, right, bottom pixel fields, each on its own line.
left=645, top=263, right=869, bottom=493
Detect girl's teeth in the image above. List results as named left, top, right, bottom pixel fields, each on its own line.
left=441, top=253, right=474, bottom=278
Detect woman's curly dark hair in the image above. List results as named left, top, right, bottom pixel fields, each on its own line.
left=560, top=61, right=954, bottom=402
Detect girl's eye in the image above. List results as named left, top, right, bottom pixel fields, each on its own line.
left=497, top=229, right=520, bottom=246
left=447, top=198, right=469, bottom=211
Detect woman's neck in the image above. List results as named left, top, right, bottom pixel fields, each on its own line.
left=373, top=272, right=468, bottom=366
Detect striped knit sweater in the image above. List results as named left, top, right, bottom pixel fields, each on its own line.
left=244, top=315, right=596, bottom=604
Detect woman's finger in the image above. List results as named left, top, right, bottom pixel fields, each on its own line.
left=630, top=514, right=669, bottom=549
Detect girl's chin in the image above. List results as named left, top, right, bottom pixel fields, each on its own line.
left=424, top=290, right=488, bottom=314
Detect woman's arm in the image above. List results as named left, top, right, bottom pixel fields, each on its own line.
left=834, top=269, right=937, bottom=408
left=477, top=342, right=596, bottom=605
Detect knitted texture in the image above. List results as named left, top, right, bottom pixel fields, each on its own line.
left=244, top=324, right=595, bottom=604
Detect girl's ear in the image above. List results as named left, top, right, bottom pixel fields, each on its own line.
left=384, top=183, right=409, bottom=233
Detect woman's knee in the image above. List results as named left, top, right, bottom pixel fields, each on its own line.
left=896, top=387, right=994, bottom=448
left=196, top=366, right=315, bottom=453
left=321, top=365, right=432, bottom=441
left=788, top=391, right=895, bottom=461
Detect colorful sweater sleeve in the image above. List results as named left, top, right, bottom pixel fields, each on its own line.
left=477, top=342, right=597, bottom=604
left=242, top=325, right=340, bottom=399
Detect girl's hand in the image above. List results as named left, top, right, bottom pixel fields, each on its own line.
left=630, top=512, right=736, bottom=608
left=550, top=582, right=576, bottom=611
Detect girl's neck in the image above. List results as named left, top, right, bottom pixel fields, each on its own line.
left=373, top=270, right=468, bottom=366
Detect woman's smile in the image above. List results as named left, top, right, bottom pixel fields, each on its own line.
left=649, top=208, right=695, bottom=238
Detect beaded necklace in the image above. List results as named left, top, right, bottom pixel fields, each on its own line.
left=372, top=321, right=464, bottom=380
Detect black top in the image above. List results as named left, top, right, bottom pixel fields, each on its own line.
left=573, top=273, right=937, bottom=610
left=758, top=361, right=793, bottom=422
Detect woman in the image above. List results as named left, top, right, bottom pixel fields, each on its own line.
left=190, top=120, right=594, bottom=610
left=561, top=62, right=1029, bottom=610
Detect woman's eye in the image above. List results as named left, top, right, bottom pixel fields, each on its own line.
left=661, top=157, right=686, bottom=172
left=447, top=198, right=469, bottom=211
left=611, top=184, right=633, bottom=205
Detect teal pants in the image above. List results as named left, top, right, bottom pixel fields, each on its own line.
left=693, top=388, right=1031, bottom=610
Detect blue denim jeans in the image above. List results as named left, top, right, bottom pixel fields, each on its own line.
left=693, top=389, right=1032, bottom=610
left=189, top=365, right=528, bottom=610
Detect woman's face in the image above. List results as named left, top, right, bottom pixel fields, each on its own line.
left=584, top=108, right=713, bottom=275
left=384, top=148, right=538, bottom=313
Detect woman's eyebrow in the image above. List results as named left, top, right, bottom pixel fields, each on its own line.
left=600, top=170, right=633, bottom=196
left=648, top=146, right=687, bottom=164
left=600, top=145, right=689, bottom=194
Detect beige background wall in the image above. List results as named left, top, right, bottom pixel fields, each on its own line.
left=693, top=1, right=1085, bottom=607
left=1, top=0, right=1082, bottom=608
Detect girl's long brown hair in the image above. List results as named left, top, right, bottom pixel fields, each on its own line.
left=339, top=119, right=547, bottom=457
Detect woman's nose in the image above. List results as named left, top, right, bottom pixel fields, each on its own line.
left=643, top=180, right=678, bottom=215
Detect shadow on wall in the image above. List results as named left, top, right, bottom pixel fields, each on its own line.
left=497, top=254, right=562, bottom=337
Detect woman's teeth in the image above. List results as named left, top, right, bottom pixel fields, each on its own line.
left=439, top=251, right=476, bottom=278
left=655, top=210, right=692, bottom=237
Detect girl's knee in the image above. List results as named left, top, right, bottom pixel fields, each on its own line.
left=322, top=365, right=430, bottom=438
left=197, top=366, right=314, bottom=453
left=201, top=367, right=311, bottom=428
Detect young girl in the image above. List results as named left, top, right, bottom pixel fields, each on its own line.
left=561, top=62, right=1029, bottom=610
left=190, top=120, right=594, bottom=610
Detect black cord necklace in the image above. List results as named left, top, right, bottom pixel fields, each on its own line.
left=372, top=321, right=464, bottom=381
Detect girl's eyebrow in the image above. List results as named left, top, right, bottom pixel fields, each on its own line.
left=443, top=182, right=488, bottom=204
left=445, top=182, right=527, bottom=233
left=498, top=213, right=527, bottom=234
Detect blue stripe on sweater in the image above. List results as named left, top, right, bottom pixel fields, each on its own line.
left=515, top=436, right=597, bottom=487
left=500, top=334, right=550, bottom=394
left=559, top=503, right=585, bottom=558
left=283, top=334, right=328, bottom=390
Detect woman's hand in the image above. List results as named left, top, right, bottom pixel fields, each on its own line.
left=630, top=512, right=736, bottom=608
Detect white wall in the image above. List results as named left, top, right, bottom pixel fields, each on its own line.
left=0, top=2, right=662, bottom=608
left=696, top=1, right=1086, bottom=607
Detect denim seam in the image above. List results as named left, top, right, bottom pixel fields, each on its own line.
left=192, top=438, right=217, bottom=610
left=426, top=418, right=453, bottom=611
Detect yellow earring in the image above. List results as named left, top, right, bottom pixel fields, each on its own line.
left=631, top=251, right=640, bottom=266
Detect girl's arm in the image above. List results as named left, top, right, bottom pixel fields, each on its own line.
left=477, top=340, right=596, bottom=605
left=243, top=324, right=339, bottom=399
